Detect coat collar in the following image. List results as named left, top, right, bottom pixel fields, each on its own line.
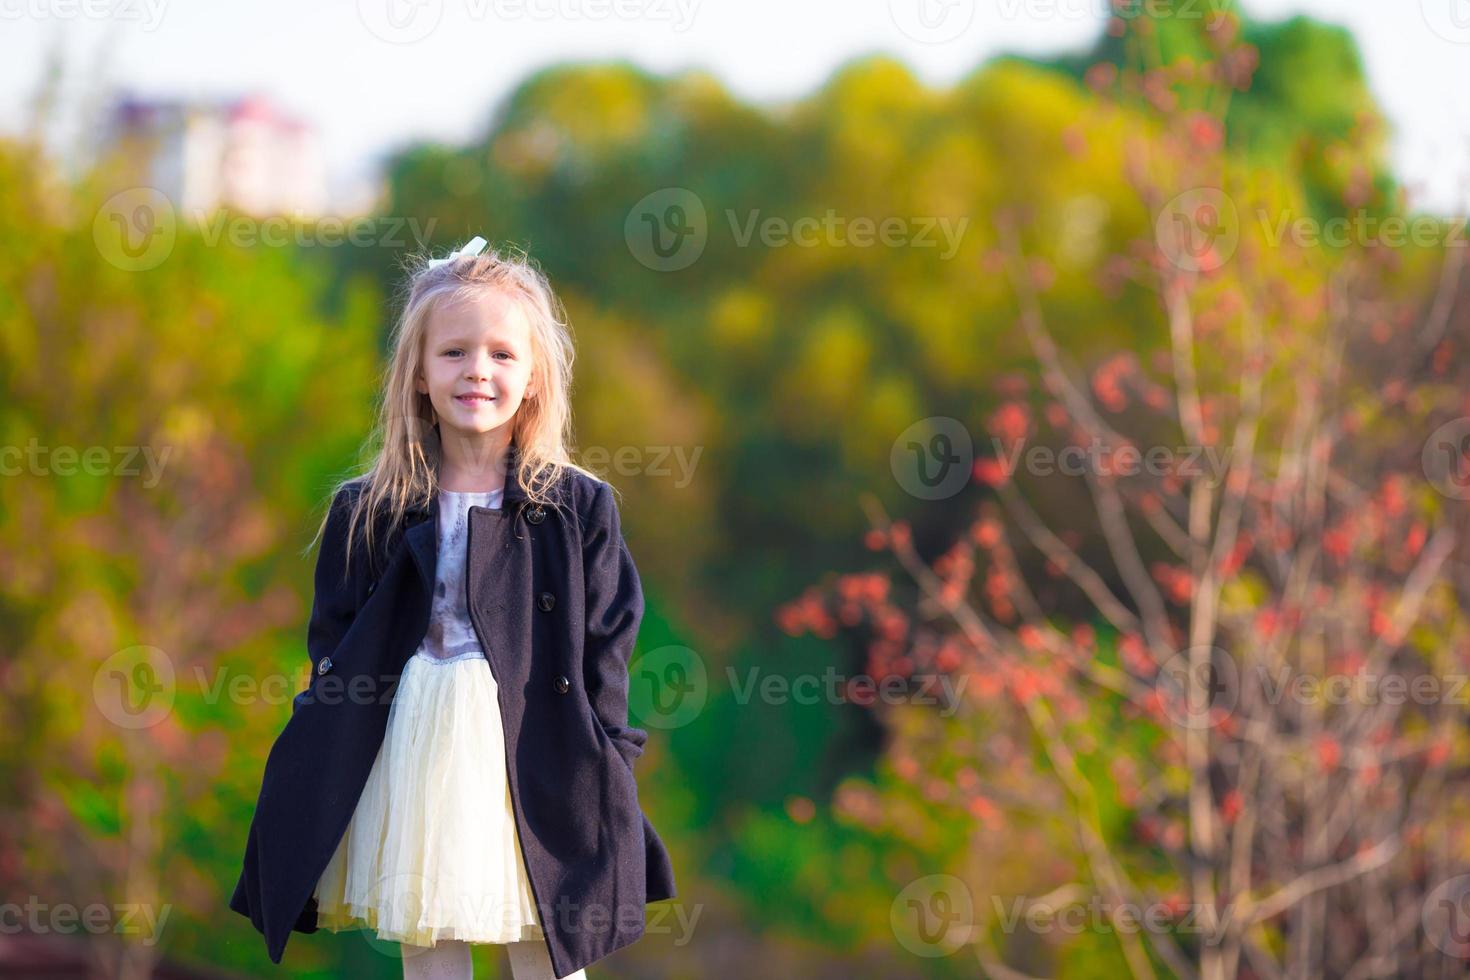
left=404, top=441, right=529, bottom=585
left=404, top=440, right=529, bottom=516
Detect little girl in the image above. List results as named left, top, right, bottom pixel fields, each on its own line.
left=230, top=236, right=677, bottom=978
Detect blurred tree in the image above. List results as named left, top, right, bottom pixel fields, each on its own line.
left=0, top=137, right=382, bottom=977
left=782, top=10, right=1470, bottom=977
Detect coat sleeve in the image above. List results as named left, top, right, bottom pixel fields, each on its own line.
left=581, top=479, right=649, bottom=769
left=294, top=485, right=360, bottom=712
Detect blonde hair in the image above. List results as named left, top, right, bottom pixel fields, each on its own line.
left=307, top=241, right=606, bottom=579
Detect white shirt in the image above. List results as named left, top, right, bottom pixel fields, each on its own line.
left=417, top=487, right=503, bottom=663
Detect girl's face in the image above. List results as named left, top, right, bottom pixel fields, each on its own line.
left=416, top=288, right=536, bottom=449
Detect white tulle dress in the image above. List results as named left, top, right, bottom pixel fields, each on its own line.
left=312, top=487, right=544, bottom=948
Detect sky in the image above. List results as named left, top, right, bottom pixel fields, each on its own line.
left=2, top=0, right=1467, bottom=214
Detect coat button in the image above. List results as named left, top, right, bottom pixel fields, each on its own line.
left=526, top=504, right=545, bottom=524
left=317, top=656, right=333, bottom=675
left=366, top=580, right=376, bottom=596
left=553, top=674, right=570, bottom=694
left=538, top=591, right=555, bottom=612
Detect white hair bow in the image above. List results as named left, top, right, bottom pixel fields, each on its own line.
left=427, top=235, right=489, bottom=269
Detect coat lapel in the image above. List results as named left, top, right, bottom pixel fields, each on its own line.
left=405, top=442, right=529, bottom=587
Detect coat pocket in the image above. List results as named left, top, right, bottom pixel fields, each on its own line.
left=596, top=727, right=645, bottom=859
left=599, top=724, right=647, bottom=771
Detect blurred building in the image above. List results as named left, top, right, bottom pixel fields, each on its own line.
left=101, top=94, right=328, bottom=219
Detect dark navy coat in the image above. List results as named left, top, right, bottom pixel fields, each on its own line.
left=228, top=444, right=677, bottom=978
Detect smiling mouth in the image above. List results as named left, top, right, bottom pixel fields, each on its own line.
left=456, top=395, right=495, bottom=404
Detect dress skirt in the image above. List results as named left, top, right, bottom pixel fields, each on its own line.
left=312, top=648, right=544, bottom=947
